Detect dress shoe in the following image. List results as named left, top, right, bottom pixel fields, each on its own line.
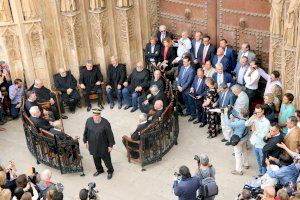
left=221, top=138, right=228, bottom=142
left=225, top=141, right=231, bottom=146
left=61, top=115, right=68, bottom=119
left=93, top=171, right=104, bottom=177
left=107, top=173, right=113, bottom=180
left=98, top=104, right=104, bottom=110
left=110, top=103, right=114, bottom=109
left=188, top=117, right=196, bottom=122
left=87, top=107, right=91, bottom=112
left=124, top=105, right=131, bottom=110
left=130, top=107, right=138, bottom=113
left=231, top=170, right=243, bottom=175
left=199, top=123, right=207, bottom=128
left=193, top=120, right=200, bottom=124
left=118, top=104, right=122, bottom=109
left=182, top=112, right=190, bottom=117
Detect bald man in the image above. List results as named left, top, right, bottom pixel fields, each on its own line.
left=54, top=68, right=80, bottom=113
left=212, top=47, right=229, bottom=72
left=122, top=61, right=150, bottom=112
left=262, top=186, right=275, bottom=200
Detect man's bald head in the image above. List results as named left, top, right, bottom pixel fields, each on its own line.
left=263, top=186, right=275, bottom=200
left=58, top=68, right=67, bottom=77
left=154, top=100, right=163, bottom=110
left=34, top=79, right=43, bottom=88
left=216, top=63, right=223, bottom=74
left=136, top=61, right=144, bottom=71
left=52, top=120, right=63, bottom=130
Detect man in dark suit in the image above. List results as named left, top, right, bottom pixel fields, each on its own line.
left=145, top=36, right=161, bottom=66
left=177, top=56, right=195, bottom=117
left=156, top=25, right=175, bottom=45
left=237, top=42, right=256, bottom=65
left=49, top=120, right=73, bottom=140
left=54, top=68, right=80, bottom=113
left=106, top=56, right=127, bottom=109
left=149, top=100, right=165, bottom=121
left=197, top=35, right=216, bottom=66
left=139, top=85, right=167, bottom=114
left=79, top=60, right=104, bottom=112
left=29, top=106, right=53, bottom=131
left=233, top=56, right=249, bottom=86
left=150, top=69, right=165, bottom=92
left=220, top=39, right=236, bottom=72
left=122, top=113, right=149, bottom=159
left=122, top=61, right=150, bottom=112
left=190, top=31, right=204, bottom=70
left=212, top=63, right=233, bottom=89
left=212, top=47, right=230, bottom=72
left=188, top=68, right=207, bottom=127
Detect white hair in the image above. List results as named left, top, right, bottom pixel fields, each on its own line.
left=159, top=25, right=166, bottom=31
left=139, top=113, right=147, bottom=122
left=216, top=63, right=223, bottom=69
left=231, top=84, right=243, bottom=94
left=34, top=79, right=42, bottom=86
left=40, top=169, right=52, bottom=181
left=150, top=85, right=159, bottom=92
left=29, top=106, right=39, bottom=117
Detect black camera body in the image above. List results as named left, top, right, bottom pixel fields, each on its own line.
left=88, top=182, right=97, bottom=199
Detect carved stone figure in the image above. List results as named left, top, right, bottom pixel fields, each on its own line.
left=61, top=0, right=76, bottom=12
left=269, top=0, right=284, bottom=35
left=0, top=0, right=12, bottom=22
left=284, top=0, right=300, bottom=46
left=21, top=0, right=38, bottom=20
left=90, top=0, right=105, bottom=10
left=116, top=0, right=133, bottom=8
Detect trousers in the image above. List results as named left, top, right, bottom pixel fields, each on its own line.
left=233, top=139, right=249, bottom=172
left=93, top=153, right=114, bottom=174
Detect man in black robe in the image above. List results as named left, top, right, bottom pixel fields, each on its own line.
left=83, top=108, right=115, bottom=179
left=54, top=68, right=81, bottom=113
left=148, top=100, right=165, bottom=121
left=106, top=56, right=126, bottom=109
left=29, top=106, right=53, bottom=131
left=79, top=60, right=104, bottom=112
left=122, top=61, right=150, bottom=113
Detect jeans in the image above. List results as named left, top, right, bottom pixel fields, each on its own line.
left=106, top=88, right=122, bottom=105
left=253, top=147, right=266, bottom=175
left=11, top=104, right=20, bottom=119
left=122, top=88, right=140, bottom=108
left=234, top=139, right=249, bottom=172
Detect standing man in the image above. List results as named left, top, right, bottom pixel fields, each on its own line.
left=220, top=39, right=236, bottom=72
left=106, top=56, right=127, bottom=109
left=237, top=42, right=256, bottom=65
left=8, top=78, right=24, bottom=119
left=173, top=31, right=192, bottom=64
left=197, top=35, right=216, bottom=66
left=212, top=47, right=230, bottom=72
left=233, top=56, right=249, bottom=87
left=79, top=60, right=104, bottom=112
left=156, top=25, right=174, bottom=45
left=190, top=31, right=203, bottom=70
left=244, top=60, right=261, bottom=103
left=83, top=108, right=115, bottom=180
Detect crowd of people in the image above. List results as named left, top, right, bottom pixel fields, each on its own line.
left=1, top=23, right=300, bottom=199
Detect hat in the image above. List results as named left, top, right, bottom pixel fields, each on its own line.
left=92, top=108, right=102, bottom=115
left=195, top=154, right=209, bottom=165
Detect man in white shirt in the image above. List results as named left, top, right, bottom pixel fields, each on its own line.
left=191, top=31, right=203, bottom=67
left=173, top=31, right=192, bottom=64
left=258, top=68, right=282, bottom=95
left=233, top=56, right=249, bottom=86
left=231, top=84, right=249, bottom=113
left=244, top=60, right=260, bottom=102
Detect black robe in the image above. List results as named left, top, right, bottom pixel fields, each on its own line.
left=127, top=68, right=150, bottom=92
left=107, top=64, right=127, bottom=93
left=150, top=77, right=165, bottom=92
left=32, top=86, right=52, bottom=103
left=30, top=116, right=53, bottom=131
left=83, top=117, right=115, bottom=157
left=79, top=67, right=103, bottom=89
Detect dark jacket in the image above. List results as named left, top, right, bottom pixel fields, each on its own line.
left=79, top=67, right=103, bottom=88
left=177, top=66, right=196, bottom=92
left=190, top=39, right=203, bottom=61
left=212, top=72, right=233, bottom=88
left=127, top=68, right=150, bottom=92
left=107, top=64, right=127, bottom=90
left=150, top=77, right=165, bottom=92
left=151, top=109, right=164, bottom=121
left=32, top=86, right=52, bottom=103
left=149, top=91, right=168, bottom=109
left=131, top=121, right=150, bottom=141
left=224, top=47, right=237, bottom=72
left=197, top=44, right=216, bottom=65
left=159, top=46, right=177, bottom=70
left=173, top=177, right=201, bottom=200
left=54, top=71, right=77, bottom=92
left=49, top=128, right=72, bottom=140
left=30, top=116, right=53, bottom=131
left=145, top=43, right=161, bottom=63
left=216, top=90, right=236, bottom=108
left=157, top=31, right=174, bottom=45
left=191, top=76, right=207, bottom=97
left=263, top=133, right=284, bottom=165
left=212, top=55, right=230, bottom=72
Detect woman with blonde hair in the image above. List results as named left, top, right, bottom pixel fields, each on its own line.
left=0, top=188, right=11, bottom=200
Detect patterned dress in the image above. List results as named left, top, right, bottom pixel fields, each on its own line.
left=205, top=88, right=219, bottom=137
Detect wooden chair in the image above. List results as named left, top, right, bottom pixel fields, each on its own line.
left=79, top=64, right=106, bottom=107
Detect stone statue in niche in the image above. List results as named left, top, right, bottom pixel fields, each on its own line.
left=61, top=0, right=76, bottom=12
left=21, top=0, right=38, bottom=20
left=0, top=0, right=12, bottom=22
left=116, top=0, right=133, bottom=8
left=269, top=0, right=284, bottom=35
left=284, top=0, right=300, bottom=46
left=90, top=0, right=105, bottom=10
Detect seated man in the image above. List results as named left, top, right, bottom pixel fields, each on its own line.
left=29, top=106, right=54, bottom=131
left=8, top=78, right=24, bottom=119
left=122, top=113, right=149, bottom=159
left=79, top=60, right=104, bottom=111
left=145, top=36, right=161, bottom=67
left=106, top=56, right=127, bottom=109
left=148, top=100, right=164, bottom=121
left=139, top=85, right=167, bottom=114
left=50, top=120, right=73, bottom=140
left=122, top=61, right=150, bottom=112
left=54, top=68, right=80, bottom=113
left=31, top=79, right=67, bottom=120
left=150, top=69, right=165, bottom=92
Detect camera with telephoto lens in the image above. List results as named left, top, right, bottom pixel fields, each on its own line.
left=174, top=172, right=181, bottom=180
left=88, top=182, right=97, bottom=199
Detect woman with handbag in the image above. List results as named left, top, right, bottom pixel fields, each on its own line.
left=224, top=108, right=250, bottom=175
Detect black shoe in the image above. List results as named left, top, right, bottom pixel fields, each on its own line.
left=110, top=103, right=114, bottom=109
left=225, top=142, right=231, bottom=146
left=221, top=138, right=228, bottom=142
left=61, top=115, right=68, bottom=119
left=118, top=104, right=122, bottom=109
left=107, top=173, right=113, bottom=180
left=188, top=117, right=196, bottom=122
left=87, top=107, right=92, bottom=112
left=124, top=105, right=131, bottom=110
left=93, top=171, right=104, bottom=177
left=193, top=120, right=200, bottom=124
left=199, top=123, right=207, bottom=128
left=130, top=107, right=138, bottom=113
left=98, top=104, right=104, bottom=110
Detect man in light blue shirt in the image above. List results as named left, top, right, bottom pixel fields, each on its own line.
left=245, top=104, right=270, bottom=175
left=8, top=78, right=24, bottom=119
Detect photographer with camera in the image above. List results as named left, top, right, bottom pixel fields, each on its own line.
left=78, top=183, right=100, bottom=200
left=173, top=165, right=200, bottom=200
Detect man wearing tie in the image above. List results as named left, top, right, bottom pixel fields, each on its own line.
left=220, top=39, right=236, bottom=72
left=177, top=56, right=195, bottom=118
left=188, top=68, right=207, bottom=127
left=190, top=31, right=203, bottom=70
left=212, top=63, right=233, bottom=90
left=156, top=25, right=174, bottom=45
left=197, top=35, right=216, bottom=66
left=237, top=42, right=256, bottom=65
left=212, top=47, right=230, bottom=72
left=213, top=83, right=236, bottom=144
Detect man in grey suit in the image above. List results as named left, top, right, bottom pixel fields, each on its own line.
left=237, top=43, right=256, bottom=65
left=190, top=31, right=203, bottom=69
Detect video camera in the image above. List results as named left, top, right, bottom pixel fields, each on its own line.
left=88, top=182, right=97, bottom=199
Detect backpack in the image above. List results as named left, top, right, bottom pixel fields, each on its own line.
left=197, top=167, right=218, bottom=199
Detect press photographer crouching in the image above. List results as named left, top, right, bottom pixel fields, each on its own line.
left=173, top=165, right=201, bottom=200
left=78, top=182, right=100, bottom=200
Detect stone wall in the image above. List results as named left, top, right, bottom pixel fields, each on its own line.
left=0, top=0, right=159, bottom=88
